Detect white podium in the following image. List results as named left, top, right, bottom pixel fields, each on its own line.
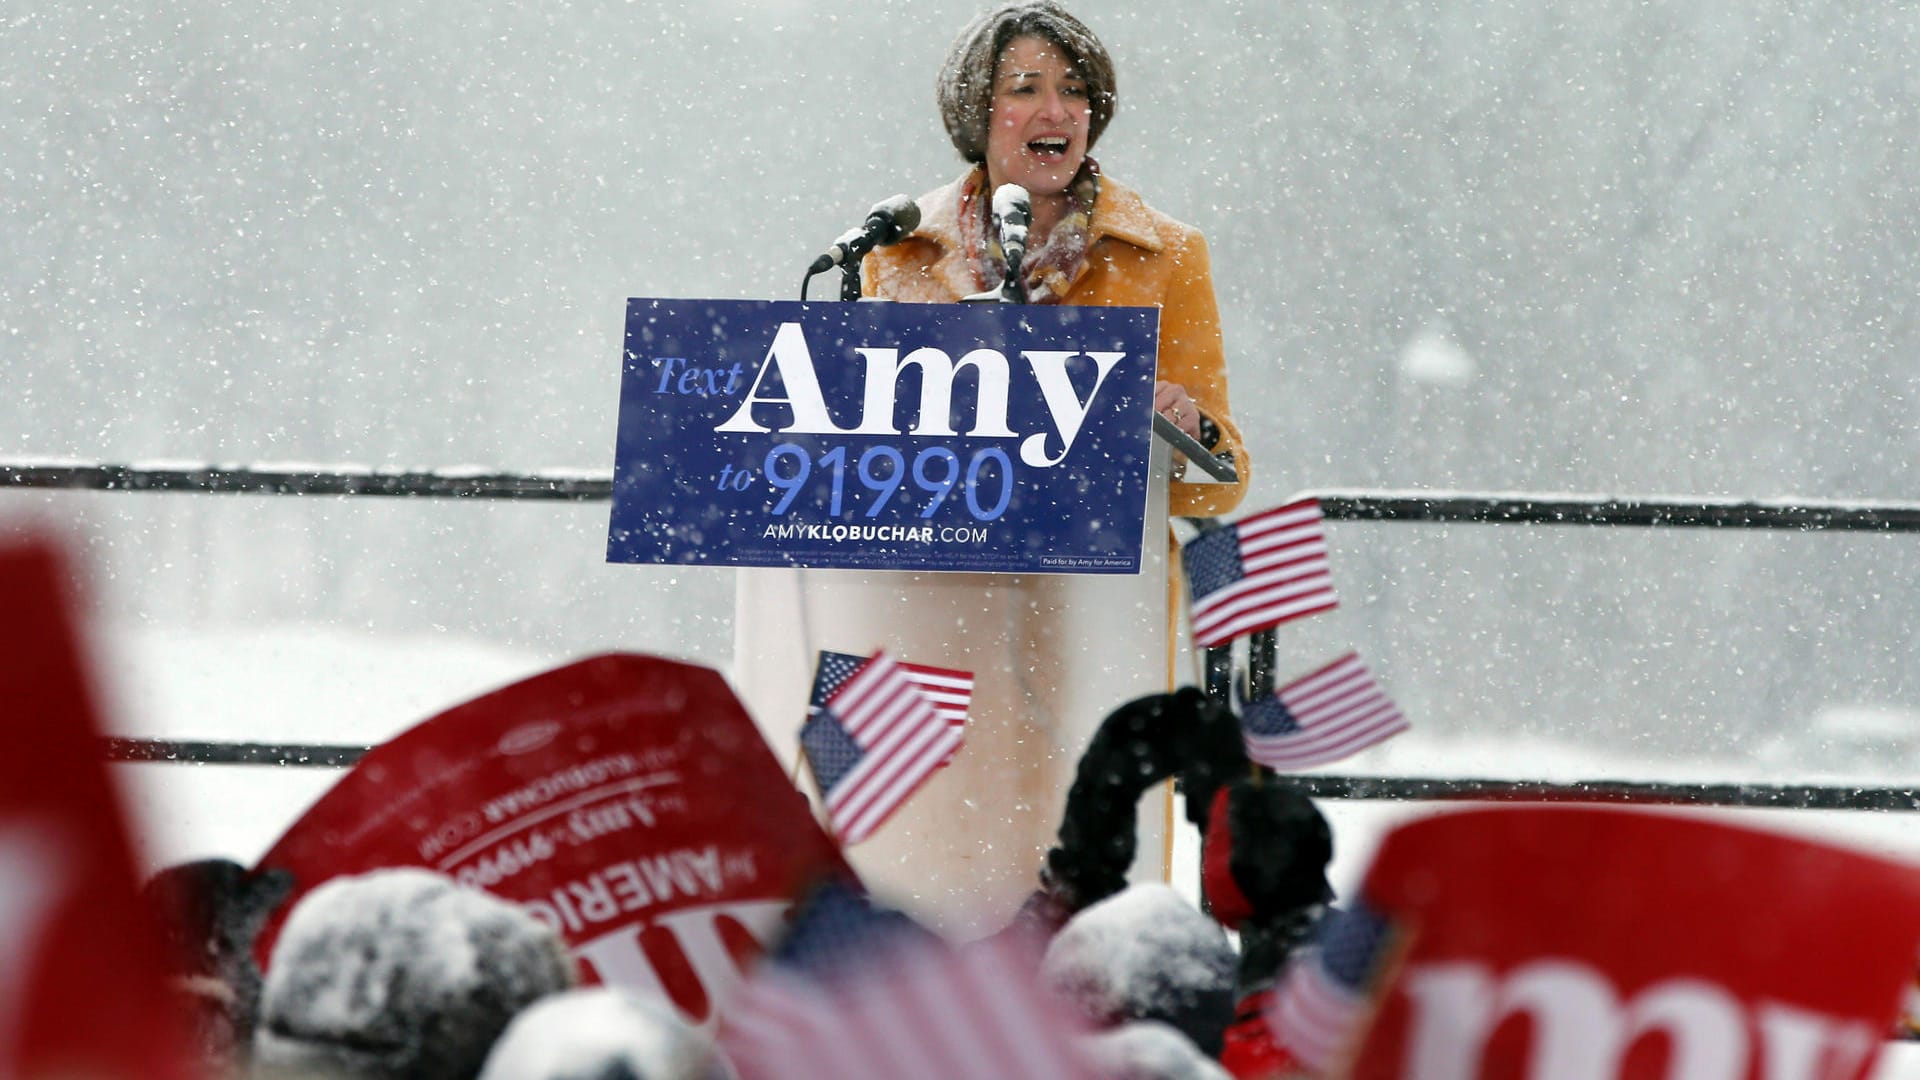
left=731, top=444, right=1176, bottom=938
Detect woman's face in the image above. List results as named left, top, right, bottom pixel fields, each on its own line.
left=984, top=34, right=1091, bottom=200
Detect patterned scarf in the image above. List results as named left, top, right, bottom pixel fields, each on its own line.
left=959, top=159, right=1101, bottom=304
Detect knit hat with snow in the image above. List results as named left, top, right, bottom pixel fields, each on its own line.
left=253, top=868, right=578, bottom=1080
left=936, top=2, right=1117, bottom=164
left=1040, top=884, right=1237, bottom=1059
left=477, top=988, right=713, bottom=1080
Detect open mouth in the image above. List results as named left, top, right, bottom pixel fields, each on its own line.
left=1027, top=136, right=1070, bottom=161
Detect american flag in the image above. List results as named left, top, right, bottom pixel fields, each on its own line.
left=800, top=651, right=963, bottom=844
left=1183, top=499, right=1337, bottom=647
left=1269, top=902, right=1397, bottom=1075
left=814, top=649, right=973, bottom=733
left=720, top=883, right=1097, bottom=1080
left=1240, top=652, right=1408, bottom=770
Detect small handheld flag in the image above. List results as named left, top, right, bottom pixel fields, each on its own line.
left=1183, top=499, right=1337, bottom=647
left=721, top=883, right=1097, bottom=1080
left=1240, top=652, right=1408, bottom=770
left=814, top=649, right=973, bottom=734
left=801, top=651, right=963, bottom=844
left=1269, top=902, right=1397, bottom=1075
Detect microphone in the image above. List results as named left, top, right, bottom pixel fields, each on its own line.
left=992, top=184, right=1032, bottom=302
left=808, top=195, right=921, bottom=274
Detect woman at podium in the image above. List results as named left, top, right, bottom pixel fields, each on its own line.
left=737, top=1, right=1251, bottom=935
left=864, top=1, right=1249, bottom=522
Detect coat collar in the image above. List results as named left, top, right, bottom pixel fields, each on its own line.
left=911, top=167, right=1167, bottom=299
left=1085, top=176, right=1166, bottom=254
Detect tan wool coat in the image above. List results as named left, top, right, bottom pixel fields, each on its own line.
left=862, top=169, right=1251, bottom=523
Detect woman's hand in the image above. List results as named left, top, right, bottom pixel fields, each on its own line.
left=1154, top=379, right=1203, bottom=441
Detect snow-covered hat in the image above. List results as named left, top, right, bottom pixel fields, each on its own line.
left=1080, top=1021, right=1233, bottom=1080
left=253, top=868, right=577, bottom=1080
left=477, top=988, right=713, bottom=1080
left=1039, top=884, right=1237, bottom=1058
left=936, top=2, right=1117, bottom=164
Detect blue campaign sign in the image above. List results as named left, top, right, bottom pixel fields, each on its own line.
left=607, top=298, right=1159, bottom=574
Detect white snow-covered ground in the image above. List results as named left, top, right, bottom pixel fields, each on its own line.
left=100, top=623, right=1920, bottom=1077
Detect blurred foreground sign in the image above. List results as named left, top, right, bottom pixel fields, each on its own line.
left=257, top=654, right=854, bottom=1026
left=608, top=298, right=1159, bottom=574
left=0, top=537, right=195, bottom=1079
left=1342, top=806, right=1920, bottom=1079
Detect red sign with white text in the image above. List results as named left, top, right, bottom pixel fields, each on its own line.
left=256, top=653, right=854, bottom=1026
left=0, top=537, right=195, bottom=1079
left=1347, top=806, right=1920, bottom=1079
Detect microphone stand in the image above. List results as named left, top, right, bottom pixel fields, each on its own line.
left=795, top=236, right=879, bottom=302
left=798, top=259, right=864, bottom=302
left=803, top=194, right=919, bottom=300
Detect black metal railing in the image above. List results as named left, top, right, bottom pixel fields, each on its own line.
left=14, top=462, right=1920, bottom=531
left=1313, top=490, right=1920, bottom=532
left=97, top=731, right=1918, bottom=812
left=14, top=461, right=1917, bottom=811
left=1, top=461, right=614, bottom=500
left=103, top=737, right=370, bottom=768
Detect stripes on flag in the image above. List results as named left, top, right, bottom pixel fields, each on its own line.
left=901, top=661, right=973, bottom=733
left=800, top=652, right=963, bottom=845
left=1240, top=652, right=1408, bottom=771
left=814, top=650, right=973, bottom=733
left=1182, top=499, right=1337, bottom=647
left=721, top=907, right=1097, bottom=1080
left=1269, top=902, right=1397, bottom=1075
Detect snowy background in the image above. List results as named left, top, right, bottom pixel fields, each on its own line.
left=5, top=0, right=1920, bottom=911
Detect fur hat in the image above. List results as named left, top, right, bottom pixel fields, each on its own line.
left=936, top=2, right=1117, bottom=164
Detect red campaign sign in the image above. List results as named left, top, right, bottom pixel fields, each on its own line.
left=1347, top=806, right=1920, bottom=1080
left=0, top=537, right=196, bottom=1079
left=256, top=653, right=854, bottom=1026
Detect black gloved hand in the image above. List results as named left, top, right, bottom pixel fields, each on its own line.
left=1224, top=778, right=1333, bottom=917
left=1202, top=777, right=1335, bottom=995
left=1176, top=690, right=1257, bottom=837
left=1039, top=687, right=1244, bottom=914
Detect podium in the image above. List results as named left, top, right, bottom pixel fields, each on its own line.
left=609, top=297, right=1188, bottom=937
left=731, top=443, right=1176, bottom=938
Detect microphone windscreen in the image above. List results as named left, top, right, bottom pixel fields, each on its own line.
left=992, top=184, right=1032, bottom=223
left=871, top=193, right=920, bottom=242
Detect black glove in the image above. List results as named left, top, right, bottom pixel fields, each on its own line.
left=1203, top=777, right=1335, bottom=994
left=1040, top=688, right=1244, bottom=913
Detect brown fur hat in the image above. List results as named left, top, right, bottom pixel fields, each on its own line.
left=936, top=2, right=1118, bottom=164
